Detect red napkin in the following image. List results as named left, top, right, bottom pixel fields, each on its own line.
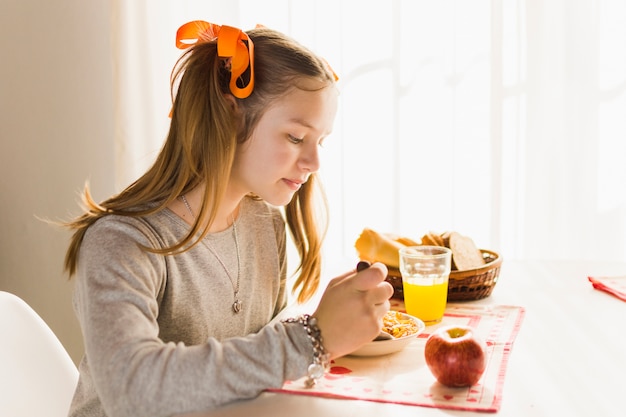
left=588, top=275, right=626, bottom=301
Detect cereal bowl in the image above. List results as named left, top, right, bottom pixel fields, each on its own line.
left=348, top=311, right=425, bottom=357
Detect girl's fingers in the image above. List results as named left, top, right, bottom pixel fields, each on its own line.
left=371, top=281, right=394, bottom=305
left=349, top=262, right=389, bottom=292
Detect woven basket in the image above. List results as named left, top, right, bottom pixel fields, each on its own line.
left=385, top=249, right=502, bottom=302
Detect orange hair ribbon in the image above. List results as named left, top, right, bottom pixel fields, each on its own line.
left=176, top=20, right=255, bottom=99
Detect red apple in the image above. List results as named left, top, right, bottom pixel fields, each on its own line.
left=424, top=325, right=487, bottom=387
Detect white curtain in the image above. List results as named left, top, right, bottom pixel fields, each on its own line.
left=111, top=0, right=626, bottom=270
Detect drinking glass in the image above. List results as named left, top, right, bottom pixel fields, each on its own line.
left=399, top=246, right=452, bottom=325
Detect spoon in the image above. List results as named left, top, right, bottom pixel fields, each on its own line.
left=355, top=261, right=395, bottom=342
left=374, top=331, right=394, bottom=341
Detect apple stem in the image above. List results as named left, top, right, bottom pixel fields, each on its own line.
left=448, top=328, right=467, bottom=338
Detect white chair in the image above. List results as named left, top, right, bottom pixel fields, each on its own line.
left=0, top=291, right=79, bottom=417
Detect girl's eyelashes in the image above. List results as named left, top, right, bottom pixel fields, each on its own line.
left=287, top=133, right=329, bottom=147
left=288, top=134, right=304, bottom=144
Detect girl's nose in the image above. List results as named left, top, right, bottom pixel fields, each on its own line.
left=300, top=144, right=320, bottom=173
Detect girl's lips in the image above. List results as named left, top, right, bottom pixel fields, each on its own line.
left=283, top=178, right=304, bottom=191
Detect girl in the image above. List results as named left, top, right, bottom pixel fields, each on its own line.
left=63, top=21, right=392, bottom=417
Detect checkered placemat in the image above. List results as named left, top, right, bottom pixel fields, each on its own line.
left=270, top=303, right=525, bottom=412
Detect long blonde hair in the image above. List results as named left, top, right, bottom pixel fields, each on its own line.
left=63, top=26, right=336, bottom=303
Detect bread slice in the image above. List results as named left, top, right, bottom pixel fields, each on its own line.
left=386, top=233, right=420, bottom=247
left=448, top=232, right=485, bottom=270
left=421, top=232, right=445, bottom=247
left=441, top=231, right=452, bottom=247
left=355, top=228, right=407, bottom=268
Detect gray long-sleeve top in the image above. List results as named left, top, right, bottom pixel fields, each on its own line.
left=69, top=197, right=313, bottom=417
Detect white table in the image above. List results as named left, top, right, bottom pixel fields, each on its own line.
left=181, top=260, right=626, bottom=417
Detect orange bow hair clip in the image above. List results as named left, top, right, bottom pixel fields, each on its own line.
left=176, top=20, right=255, bottom=99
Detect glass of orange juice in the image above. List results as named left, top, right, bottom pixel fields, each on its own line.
left=399, top=246, right=452, bottom=325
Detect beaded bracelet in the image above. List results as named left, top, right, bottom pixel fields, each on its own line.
left=283, top=314, right=330, bottom=387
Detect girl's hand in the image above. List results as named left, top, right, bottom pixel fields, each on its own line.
left=312, top=262, right=393, bottom=359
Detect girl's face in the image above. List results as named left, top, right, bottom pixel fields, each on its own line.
left=232, top=81, right=338, bottom=206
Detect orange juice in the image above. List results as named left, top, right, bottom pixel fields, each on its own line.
left=402, top=278, right=448, bottom=325
left=399, top=246, right=452, bottom=325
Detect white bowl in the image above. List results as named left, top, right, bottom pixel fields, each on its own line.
left=347, top=312, right=425, bottom=357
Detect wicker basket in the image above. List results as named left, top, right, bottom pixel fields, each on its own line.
left=385, top=249, right=502, bottom=302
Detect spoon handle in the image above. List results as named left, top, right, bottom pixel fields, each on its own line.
left=356, top=260, right=371, bottom=272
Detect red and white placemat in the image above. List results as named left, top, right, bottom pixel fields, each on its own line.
left=588, top=275, right=626, bottom=301
left=270, top=302, right=525, bottom=413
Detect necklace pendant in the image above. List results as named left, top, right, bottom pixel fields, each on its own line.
left=232, top=299, right=242, bottom=313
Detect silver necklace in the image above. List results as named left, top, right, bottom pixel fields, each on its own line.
left=180, top=194, right=242, bottom=313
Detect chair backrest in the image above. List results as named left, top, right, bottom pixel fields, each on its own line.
left=0, top=291, right=79, bottom=417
